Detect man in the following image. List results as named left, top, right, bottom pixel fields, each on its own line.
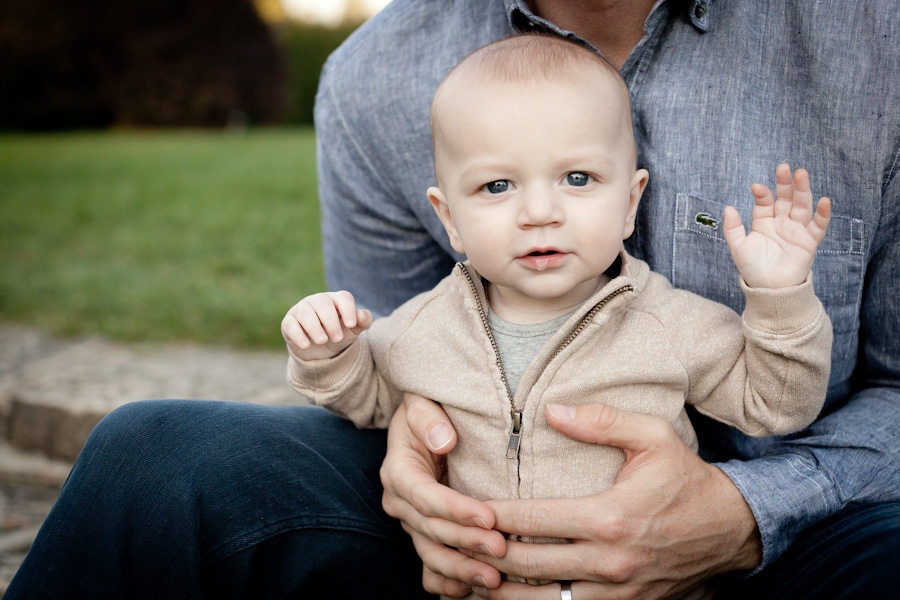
left=317, top=0, right=900, bottom=597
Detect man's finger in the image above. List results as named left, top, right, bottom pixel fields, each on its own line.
left=485, top=496, right=605, bottom=541
left=408, top=526, right=502, bottom=591
left=390, top=484, right=506, bottom=553
left=382, top=401, right=500, bottom=531
left=404, top=391, right=459, bottom=454
left=544, top=402, right=676, bottom=453
left=476, top=580, right=630, bottom=600
left=422, top=564, right=474, bottom=598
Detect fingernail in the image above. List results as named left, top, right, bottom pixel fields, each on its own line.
left=459, top=548, right=473, bottom=558
left=548, top=403, right=575, bottom=420
left=469, top=516, right=489, bottom=529
left=477, top=543, right=497, bottom=558
left=473, top=586, right=488, bottom=598
left=427, top=423, right=452, bottom=450
left=473, top=575, right=486, bottom=586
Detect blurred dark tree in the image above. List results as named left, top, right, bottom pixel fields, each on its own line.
left=275, top=22, right=358, bottom=126
left=0, top=0, right=288, bottom=129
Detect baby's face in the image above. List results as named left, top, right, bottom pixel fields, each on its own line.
left=429, top=76, right=647, bottom=319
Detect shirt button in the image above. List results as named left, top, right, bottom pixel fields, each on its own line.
left=694, top=2, right=708, bottom=18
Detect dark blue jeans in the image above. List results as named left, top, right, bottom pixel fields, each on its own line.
left=6, top=401, right=432, bottom=600
left=6, top=400, right=900, bottom=599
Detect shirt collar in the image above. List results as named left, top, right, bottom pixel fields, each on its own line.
left=688, top=0, right=713, bottom=32
left=503, top=0, right=578, bottom=38
left=504, top=0, right=714, bottom=35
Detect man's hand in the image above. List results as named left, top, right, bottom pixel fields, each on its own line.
left=723, top=163, right=831, bottom=289
left=472, top=403, right=763, bottom=600
left=380, top=393, right=508, bottom=597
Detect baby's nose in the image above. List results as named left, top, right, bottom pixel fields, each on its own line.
left=519, top=190, right=564, bottom=227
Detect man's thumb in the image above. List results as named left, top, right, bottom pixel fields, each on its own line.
left=404, top=392, right=458, bottom=455
left=545, top=402, right=672, bottom=453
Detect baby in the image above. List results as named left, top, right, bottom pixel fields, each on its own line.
left=282, top=33, right=833, bottom=591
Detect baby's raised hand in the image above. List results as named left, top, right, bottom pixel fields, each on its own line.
left=281, top=291, right=373, bottom=360
left=723, top=163, right=831, bottom=288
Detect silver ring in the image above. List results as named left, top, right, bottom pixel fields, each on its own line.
left=560, top=581, right=573, bottom=600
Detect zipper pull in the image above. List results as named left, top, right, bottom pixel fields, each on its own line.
left=506, top=410, right=523, bottom=459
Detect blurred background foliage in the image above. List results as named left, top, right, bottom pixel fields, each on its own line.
left=277, top=22, right=359, bottom=126
left=0, top=0, right=360, bottom=130
left=0, top=0, right=374, bottom=348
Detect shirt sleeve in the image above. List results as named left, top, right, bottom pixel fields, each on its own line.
left=716, top=167, right=900, bottom=572
left=314, top=54, right=457, bottom=318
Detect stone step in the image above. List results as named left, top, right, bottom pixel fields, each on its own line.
left=0, top=324, right=305, bottom=462
left=0, top=324, right=310, bottom=593
left=0, top=442, right=70, bottom=594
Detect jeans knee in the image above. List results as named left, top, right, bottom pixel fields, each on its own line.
left=83, top=401, right=332, bottom=483
left=86, top=399, right=192, bottom=451
left=86, top=399, right=160, bottom=446
left=79, top=399, right=246, bottom=488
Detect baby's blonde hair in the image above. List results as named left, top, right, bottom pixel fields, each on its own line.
left=431, top=34, right=636, bottom=172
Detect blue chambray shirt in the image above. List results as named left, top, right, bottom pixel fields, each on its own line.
left=314, top=0, right=900, bottom=571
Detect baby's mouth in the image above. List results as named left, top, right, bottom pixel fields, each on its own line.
left=522, top=249, right=563, bottom=271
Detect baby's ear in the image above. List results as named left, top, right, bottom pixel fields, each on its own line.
left=427, top=186, right=465, bottom=253
left=623, top=169, right=649, bottom=239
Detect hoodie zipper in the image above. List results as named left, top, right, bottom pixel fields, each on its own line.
left=458, top=264, right=634, bottom=459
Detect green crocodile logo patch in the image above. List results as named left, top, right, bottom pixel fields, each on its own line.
left=695, top=212, right=718, bottom=228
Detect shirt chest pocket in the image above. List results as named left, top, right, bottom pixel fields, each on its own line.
left=672, top=193, right=865, bottom=387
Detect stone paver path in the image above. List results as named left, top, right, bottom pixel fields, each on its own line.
left=0, top=323, right=306, bottom=593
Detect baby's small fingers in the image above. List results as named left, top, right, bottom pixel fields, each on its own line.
left=330, top=290, right=360, bottom=330
left=350, top=308, right=374, bottom=335
left=789, top=168, right=814, bottom=223
left=775, top=162, right=794, bottom=188
left=774, top=163, right=794, bottom=218
left=792, top=168, right=812, bottom=193
left=281, top=314, right=313, bottom=349
left=751, top=183, right=774, bottom=204
left=721, top=205, right=746, bottom=249
left=808, top=197, right=832, bottom=244
left=750, top=183, right=775, bottom=222
left=298, top=295, right=344, bottom=343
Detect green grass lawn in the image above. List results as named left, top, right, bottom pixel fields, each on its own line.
left=0, top=128, right=324, bottom=350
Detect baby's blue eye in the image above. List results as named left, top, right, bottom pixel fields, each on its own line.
left=483, top=180, right=509, bottom=194
left=566, top=172, right=591, bottom=187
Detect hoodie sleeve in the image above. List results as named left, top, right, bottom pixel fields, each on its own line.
left=674, top=275, right=832, bottom=437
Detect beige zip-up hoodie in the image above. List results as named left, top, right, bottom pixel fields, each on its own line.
left=288, top=250, right=832, bottom=504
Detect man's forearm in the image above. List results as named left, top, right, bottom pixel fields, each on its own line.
left=716, top=387, right=900, bottom=571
